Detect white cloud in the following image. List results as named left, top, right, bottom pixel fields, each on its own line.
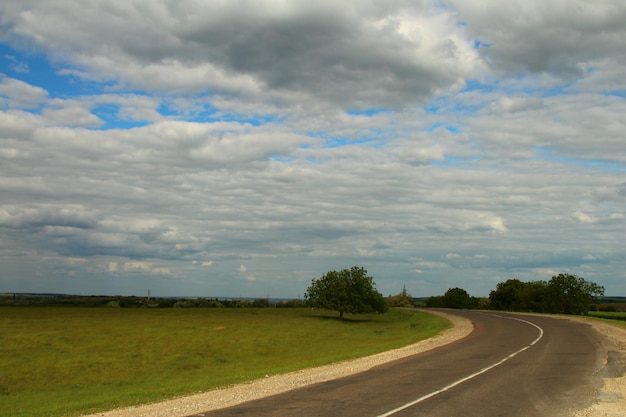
left=0, top=76, right=48, bottom=108
left=189, top=131, right=311, bottom=166
left=571, top=211, right=596, bottom=224
left=42, top=103, right=103, bottom=127
left=123, top=261, right=152, bottom=272
left=0, top=1, right=625, bottom=298
left=490, top=96, right=544, bottom=114
left=0, top=204, right=98, bottom=229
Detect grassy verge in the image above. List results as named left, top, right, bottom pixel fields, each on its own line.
left=0, top=307, right=448, bottom=417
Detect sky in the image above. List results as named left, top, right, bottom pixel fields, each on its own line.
left=1, top=1, right=625, bottom=299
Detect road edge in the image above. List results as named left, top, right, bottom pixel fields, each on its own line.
left=564, top=316, right=626, bottom=417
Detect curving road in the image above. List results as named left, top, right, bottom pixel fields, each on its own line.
left=188, top=310, right=610, bottom=417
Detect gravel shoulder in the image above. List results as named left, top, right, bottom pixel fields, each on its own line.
left=567, top=316, right=626, bottom=417
left=83, top=310, right=625, bottom=417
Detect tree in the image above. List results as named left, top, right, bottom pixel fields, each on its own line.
left=424, top=295, right=445, bottom=308
left=443, top=287, right=473, bottom=309
left=488, top=279, right=549, bottom=312
left=545, top=273, right=605, bottom=315
left=518, top=280, right=548, bottom=312
left=424, top=287, right=479, bottom=309
left=304, top=266, right=388, bottom=319
left=489, top=274, right=604, bottom=315
left=489, top=279, right=525, bottom=311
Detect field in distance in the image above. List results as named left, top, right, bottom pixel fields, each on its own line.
left=589, top=310, right=626, bottom=323
left=0, top=307, right=449, bottom=417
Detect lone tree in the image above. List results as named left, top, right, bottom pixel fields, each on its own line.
left=304, top=266, right=388, bottom=319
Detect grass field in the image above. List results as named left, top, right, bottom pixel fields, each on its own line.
left=589, top=310, right=626, bottom=322
left=0, top=307, right=448, bottom=417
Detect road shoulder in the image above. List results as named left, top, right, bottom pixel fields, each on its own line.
left=566, top=317, right=626, bottom=417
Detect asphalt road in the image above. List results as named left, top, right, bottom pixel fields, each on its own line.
left=189, top=310, right=608, bottom=417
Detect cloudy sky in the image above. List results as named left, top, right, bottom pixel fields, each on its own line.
left=1, top=1, right=625, bottom=299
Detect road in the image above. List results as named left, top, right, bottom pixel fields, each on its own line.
left=188, top=311, right=609, bottom=417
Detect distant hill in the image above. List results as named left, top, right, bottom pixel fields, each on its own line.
left=598, top=296, right=626, bottom=303
left=0, top=293, right=301, bottom=308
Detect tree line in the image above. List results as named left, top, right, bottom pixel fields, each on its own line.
left=0, top=293, right=306, bottom=309
left=1, top=270, right=606, bottom=317
left=425, top=273, right=605, bottom=315
left=304, top=268, right=605, bottom=318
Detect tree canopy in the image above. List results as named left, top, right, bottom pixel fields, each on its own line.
left=545, top=273, right=605, bottom=315
left=443, top=287, right=474, bottom=309
left=425, top=287, right=482, bottom=309
left=426, top=273, right=604, bottom=315
left=488, top=273, right=604, bottom=315
left=304, top=266, right=388, bottom=319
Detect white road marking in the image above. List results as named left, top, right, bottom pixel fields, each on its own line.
left=376, top=314, right=544, bottom=417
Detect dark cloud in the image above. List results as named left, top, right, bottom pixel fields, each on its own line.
left=452, top=0, right=626, bottom=77
left=1, top=1, right=477, bottom=108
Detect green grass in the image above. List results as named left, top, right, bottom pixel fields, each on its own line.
left=588, top=311, right=626, bottom=323
left=0, top=307, right=448, bottom=417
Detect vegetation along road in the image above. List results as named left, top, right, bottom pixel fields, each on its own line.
left=188, top=310, right=622, bottom=417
